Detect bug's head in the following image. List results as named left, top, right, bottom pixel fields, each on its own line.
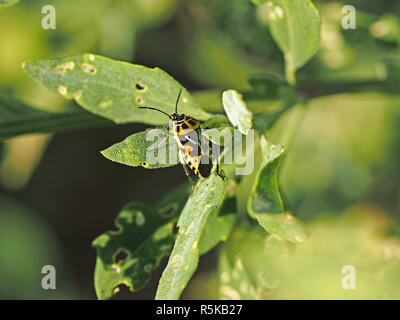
left=171, top=113, right=185, bottom=121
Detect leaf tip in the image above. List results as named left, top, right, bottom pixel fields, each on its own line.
left=100, top=148, right=113, bottom=161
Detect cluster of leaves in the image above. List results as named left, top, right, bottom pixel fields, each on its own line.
left=15, top=49, right=307, bottom=298
left=1, top=0, right=400, bottom=299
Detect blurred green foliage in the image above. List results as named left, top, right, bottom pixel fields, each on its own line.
left=218, top=205, right=400, bottom=299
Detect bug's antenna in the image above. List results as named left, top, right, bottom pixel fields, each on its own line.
left=139, top=107, right=172, bottom=119
left=175, top=89, right=182, bottom=114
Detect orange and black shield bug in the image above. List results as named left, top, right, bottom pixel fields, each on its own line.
left=139, top=89, right=223, bottom=182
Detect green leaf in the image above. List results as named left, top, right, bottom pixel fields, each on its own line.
left=92, top=184, right=190, bottom=300
left=252, top=0, right=321, bottom=84
left=23, top=54, right=211, bottom=125
left=255, top=213, right=307, bottom=244
left=222, top=90, right=253, bottom=135
left=199, top=196, right=237, bottom=255
left=101, top=129, right=180, bottom=169
left=0, top=91, right=110, bottom=142
left=0, top=0, right=20, bottom=7
left=156, top=173, right=227, bottom=299
left=249, top=138, right=284, bottom=214
left=248, top=136, right=307, bottom=243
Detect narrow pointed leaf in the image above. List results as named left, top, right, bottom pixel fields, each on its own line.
left=156, top=173, right=227, bottom=299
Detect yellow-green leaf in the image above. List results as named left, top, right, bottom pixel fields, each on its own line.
left=23, top=54, right=211, bottom=125
left=101, top=129, right=180, bottom=169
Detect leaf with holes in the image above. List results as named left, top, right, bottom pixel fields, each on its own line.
left=248, top=136, right=307, bottom=243
left=156, top=173, right=227, bottom=299
left=252, top=0, right=321, bottom=84
left=0, top=90, right=110, bottom=141
left=92, top=184, right=190, bottom=300
left=101, top=128, right=180, bottom=169
left=22, top=54, right=211, bottom=125
left=222, top=90, right=253, bottom=135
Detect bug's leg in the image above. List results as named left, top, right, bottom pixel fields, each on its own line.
left=216, top=162, right=226, bottom=180
left=179, top=150, right=195, bottom=190
left=145, top=125, right=169, bottom=131
left=182, top=163, right=195, bottom=188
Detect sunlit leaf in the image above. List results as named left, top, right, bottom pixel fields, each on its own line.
left=23, top=54, right=211, bottom=125
left=101, top=129, right=180, bottom=169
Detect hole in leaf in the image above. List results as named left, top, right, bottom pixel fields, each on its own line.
left=136, top=96, right=144, bottom=104
left=135, top=82, right=146, bottom=91
left=114, top=249, right=129, bottom=263
left=81, top=63, right=97, bottom=75
left=110, top=264, right=121, bottom=273
left=113, top=283, right=131, bottom=295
